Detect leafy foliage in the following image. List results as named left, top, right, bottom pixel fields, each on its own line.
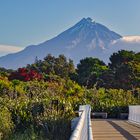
left=27, top=54, right=75, bottom=79
left=0, top=75, right=82, bottom=139
left=0, top=106, right=14, bottom=139
left=85, top=88, right=139, bottom=117
left=99, top=50, right=140, bottom=89
left=75, top=57, right=108, bottom=88
left=9, top=68, right=43, bottom=81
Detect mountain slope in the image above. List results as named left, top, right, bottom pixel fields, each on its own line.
left=0, top=17, right=130, bottom=69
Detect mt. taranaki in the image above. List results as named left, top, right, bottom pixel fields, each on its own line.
left=0, top=17, right=140, bottom=69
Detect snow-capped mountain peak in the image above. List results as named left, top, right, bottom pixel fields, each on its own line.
left=0, top=18, right=139, bottom=69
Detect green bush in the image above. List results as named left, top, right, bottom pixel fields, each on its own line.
left=86, top=88, right=138, bottom=118
left=0, top=106, right=14, bottom=139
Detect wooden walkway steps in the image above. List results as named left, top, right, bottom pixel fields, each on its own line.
left=92, top=119, right=140, bottom=140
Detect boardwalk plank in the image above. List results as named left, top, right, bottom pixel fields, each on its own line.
left=92, top=119, right=140, bottom=140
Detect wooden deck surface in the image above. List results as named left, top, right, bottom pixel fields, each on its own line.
left=92, top=119, right=140, bottom=140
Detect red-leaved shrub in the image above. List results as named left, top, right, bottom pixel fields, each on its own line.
left=9, top=68, right=43, bottom=81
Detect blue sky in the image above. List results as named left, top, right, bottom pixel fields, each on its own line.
left=0, top=0, right=140, bottom=54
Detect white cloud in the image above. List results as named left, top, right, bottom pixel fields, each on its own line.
left=102, top=36, right=140, bottom=63
left=112, top=36, right=140, bottom=47
left=112, top=36, right=140, bottom=44
left=108, top=36, right=140, bottom=53
left=0, top=45, right=24, bottom=56
left=121, top=36, right=140, bottom=43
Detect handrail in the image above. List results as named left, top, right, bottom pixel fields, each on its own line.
left=129, top=105, right=140, bottom=125
left=88, top=106, right=93, bottom=140
left=70, top=105, right=93, bottom=140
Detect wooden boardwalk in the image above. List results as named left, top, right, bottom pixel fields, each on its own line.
left=92, top=119, right=140, bottom=140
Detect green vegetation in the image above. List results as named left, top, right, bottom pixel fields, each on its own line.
left=0, top=50, right=140, bottom=139
left=100, top=50, right=140, bottom=89
left=86, top=88, right=140, bottom=118
left=75, top=57, right=108, bottom=88
left=74, top=50, right=140, bottom=90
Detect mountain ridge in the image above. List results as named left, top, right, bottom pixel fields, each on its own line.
left=0, top=18, right=139, bottom=69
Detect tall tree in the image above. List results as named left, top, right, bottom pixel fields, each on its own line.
left=107, top=50, right=140, bottom=89
left=27, top=54, right=75, bottom=79
left=76, top=57, right=108, bottom=88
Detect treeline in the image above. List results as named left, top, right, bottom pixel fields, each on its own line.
left=75, top=50, right=140, bottom=90
left=5, top=50, right=140, bottom=90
